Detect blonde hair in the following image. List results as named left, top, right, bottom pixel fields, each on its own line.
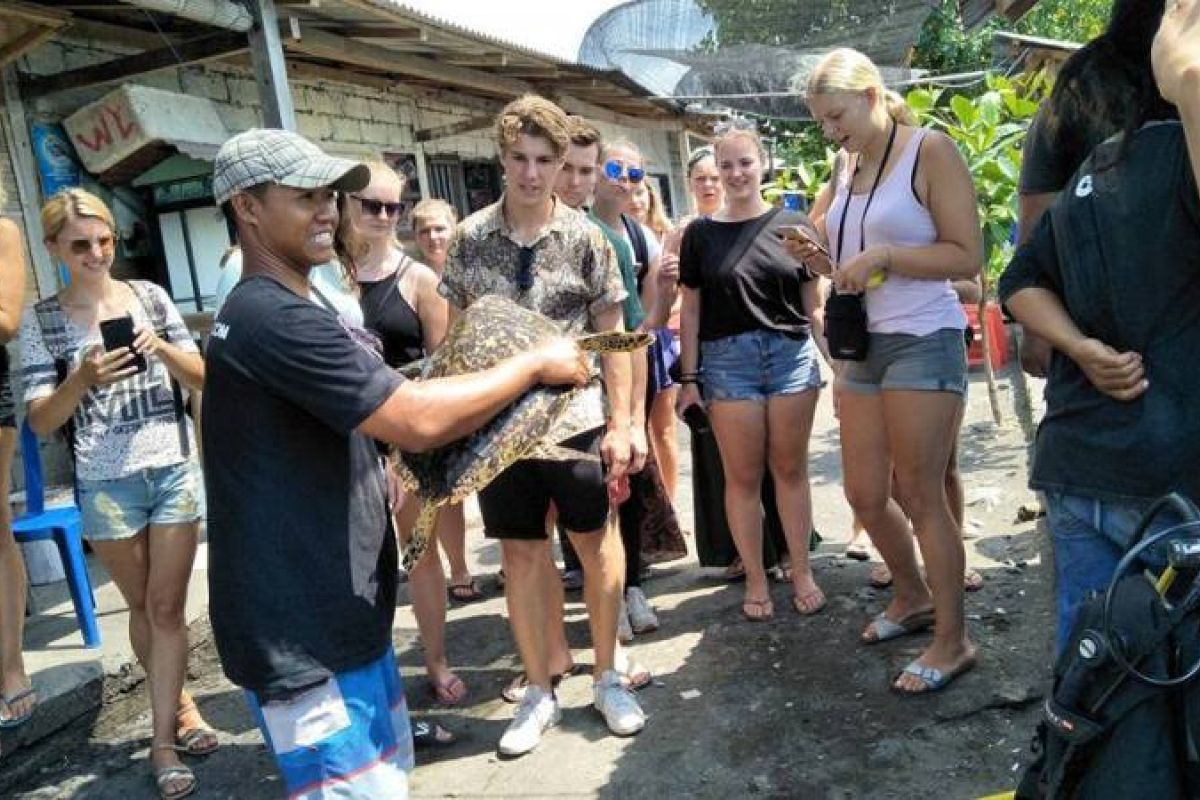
left=638, top=182, right=672, bottom=241
left=807, top=48, right=916, bottom=126
left=495, top=94, right=571, bottom=158
left=411, top=198, right=457, bottom=230
left=40, top=188, right=115, bottom=242
left=334, top=161, right=404, bottom=282
left=712, top=126, right=767, bottom=163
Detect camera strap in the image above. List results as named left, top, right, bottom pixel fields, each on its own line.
left=833, top=118, right=898, bottom=276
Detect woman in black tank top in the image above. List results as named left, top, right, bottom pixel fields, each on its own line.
left=336, top=163, right=473, bottom=712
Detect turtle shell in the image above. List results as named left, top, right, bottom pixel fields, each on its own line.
left=394, top=295, right=579, bottom=504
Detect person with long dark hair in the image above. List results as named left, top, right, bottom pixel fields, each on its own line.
left=1017, top=0, right=1170, bottom=376
left=1003, top=0, right=1190, bottom=656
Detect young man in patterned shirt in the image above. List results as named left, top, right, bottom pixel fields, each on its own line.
left=441, top=95, right=647, bottom=756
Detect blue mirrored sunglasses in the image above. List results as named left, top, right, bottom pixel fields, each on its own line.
left=603, top=160, right=645, bottom=183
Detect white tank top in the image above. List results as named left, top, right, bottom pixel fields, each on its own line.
left=828, top=129, right=965, bottom=335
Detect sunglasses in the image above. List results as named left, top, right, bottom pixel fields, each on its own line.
left=516, top=246, right=536, bottom=292
left=67, top=235, right=115, bottom=256
left=603, top=160, right=645, bottom=183
left=353, top=195, right=404, bottom=218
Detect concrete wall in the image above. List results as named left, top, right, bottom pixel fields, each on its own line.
left=17, top=35, right=682, bottom=214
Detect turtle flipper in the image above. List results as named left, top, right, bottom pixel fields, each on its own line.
left=401, top=502, right=441, bottom=572
left=576, top=331, right=654, bottom=352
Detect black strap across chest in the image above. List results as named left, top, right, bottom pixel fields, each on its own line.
left=835, top=118, right=898, bottom=265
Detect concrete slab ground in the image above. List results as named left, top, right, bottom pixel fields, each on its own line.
left=0, top=362, right=1054, bottom=799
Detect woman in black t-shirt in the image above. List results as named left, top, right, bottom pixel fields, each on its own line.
left=677, top=125, right=827, bottom=622
left=335, top=163, right=470, bottom=712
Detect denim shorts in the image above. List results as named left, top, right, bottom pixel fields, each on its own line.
left=700, top=330, right=822, bottom=403
left=841, top=328, right=967, bottom=396
left=78, top=460, right=206, bottom=541
left=1044, top=490, right=1198, bottom=656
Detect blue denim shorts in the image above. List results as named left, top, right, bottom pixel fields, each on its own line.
left=700, top=330, right=822, bottom=404
left=841, top=328, right=967, bottom=396
left=78, top=460, right=206, bottom=541
left=1044, top=490, right=1199, bottom=656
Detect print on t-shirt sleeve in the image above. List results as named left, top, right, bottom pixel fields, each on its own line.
left=584, top=228, right=628, bottom=317
left=150, top=284, right=200, bottom=353
left=17, top=308, right=60, bottom=402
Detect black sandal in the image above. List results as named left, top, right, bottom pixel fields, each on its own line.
left=411, top=718, right=457, bottom=749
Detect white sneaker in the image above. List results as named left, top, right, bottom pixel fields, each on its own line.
left=617, top=599, right=634, bottom=643
left=498, top=685, right=560, bottom=756
left=593, top=669, right=646, bottom=736
left=626, top=587, right=659, bottom=634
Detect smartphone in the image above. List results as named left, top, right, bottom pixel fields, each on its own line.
left=99, top=316, right=148, bottom=374
left=778, top=225, right=830, bottom=257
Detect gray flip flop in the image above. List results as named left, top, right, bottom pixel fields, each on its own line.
left=894, top=657, right=977, bottom=694
left=861, top=609, right=934, bottom=644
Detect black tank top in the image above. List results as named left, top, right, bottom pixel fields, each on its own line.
left=358, top=257, right=424, bottom=368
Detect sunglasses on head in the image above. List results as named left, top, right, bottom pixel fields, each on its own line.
left=713, top=117, right=758, bottom=136
left=516, top=246, right=536, bottom=292
left=67, top=235, right=115, bottom=256
left=353, top=195, right=404, bottom=218
left=603, top=160, right=644, bottom=183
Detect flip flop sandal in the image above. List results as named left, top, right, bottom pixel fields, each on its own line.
left=448, top=579, right=486, bottom=603
left=868, top=563, right=894, bottom=589
left=892, top=656, right=977, bottom=695
left=844, top=542, right=871, bottom=561
left=153, top=763, right=197, bottom=800
left=411, top=719, right=457, bottom=749
left=429, top=674, right=468, bottom=707
left=861, top=609, right=935, bottom=645
left=174, top=727, right=219, bottom=757
left=741, top=599, right=774, bottom=622
left=792, top=590, right=827, bottom=616
left=500, top=666, right=575, bottom=704
left=964, top=569, right=985, bottom=592
left=0, top=688, right=38, bottom=729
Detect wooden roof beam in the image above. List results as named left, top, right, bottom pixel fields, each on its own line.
left=20, top=31, right=248, bottom=99
left=282, top=21, right=531, bottom=98
left=311, top=24, right=428, bottom=41
left=414, top=113, right=494, bottom=143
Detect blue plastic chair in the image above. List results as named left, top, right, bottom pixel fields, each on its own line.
left=11, top=421, right=100, bottom=649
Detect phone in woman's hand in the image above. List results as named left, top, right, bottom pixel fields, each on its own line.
left=778, top=225, right=830, bottom=258
left=99, top=316, right=148, bottom=374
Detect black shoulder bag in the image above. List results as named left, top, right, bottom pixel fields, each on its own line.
left=826, top=119, right=898, bottom=361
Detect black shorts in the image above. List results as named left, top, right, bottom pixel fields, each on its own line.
left=479, top=426, right=609, bottom=539
left=0, top=348, right=15, bottom=429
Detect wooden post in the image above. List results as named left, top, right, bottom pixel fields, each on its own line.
left=248, top=0, right=295, bottom=130
left=1, top=65, right=56, bottom=297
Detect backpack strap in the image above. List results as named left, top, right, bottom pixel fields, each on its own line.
left=621, top=214, right=651, bottom=285
left=32, top=297, right=77, bottom=461
left=125, top=281, right=190, bottom=459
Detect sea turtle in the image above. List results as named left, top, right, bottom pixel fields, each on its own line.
left=395, top=294, right=652, bottom=570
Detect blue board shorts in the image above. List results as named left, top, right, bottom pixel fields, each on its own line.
left=245, top=645, right=414, bottom=800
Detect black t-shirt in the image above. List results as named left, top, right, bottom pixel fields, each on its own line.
left=678, top=209, right=816, bottom=341
left=999, top=122, right=1200, bottom=504
left=203, top=275, right=404, bottom=698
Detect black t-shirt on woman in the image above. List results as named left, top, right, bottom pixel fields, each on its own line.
left=678, top=209, right=817, bottom=342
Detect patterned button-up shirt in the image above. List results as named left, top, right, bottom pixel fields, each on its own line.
left=441, top=196, right=626, bottom=442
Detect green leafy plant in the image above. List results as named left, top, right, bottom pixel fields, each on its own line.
left=907, top=72, right=1047, bottom=287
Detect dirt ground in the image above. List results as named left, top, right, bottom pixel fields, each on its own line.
left=0, top=365, right=1055, bottom=799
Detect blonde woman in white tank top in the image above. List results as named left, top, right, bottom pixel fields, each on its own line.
left=788, top=48, right=984, bottom=694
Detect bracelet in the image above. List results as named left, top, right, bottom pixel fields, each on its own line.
left=678, top=376, right=701, bottom=385
left=678, top=371, right=700, bottom=380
